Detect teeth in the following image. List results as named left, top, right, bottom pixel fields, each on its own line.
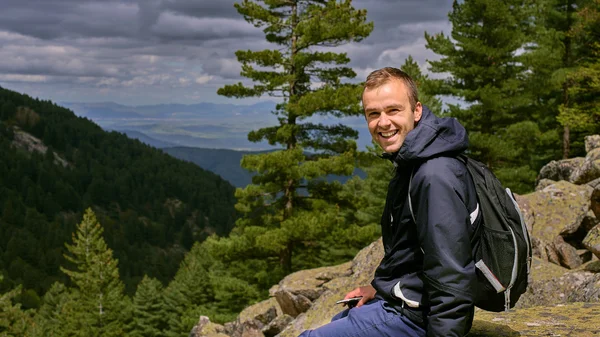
left=380, top=130, right=397, bottom=138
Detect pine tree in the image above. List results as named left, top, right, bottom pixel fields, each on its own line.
left=31, top=282, right=70, bottom=337
left=0, top=275, right=33, bottom=337
left=523, top=0, right=586, bottom=160
left=399, top=55, right=444, bottom=115
left=60, top=208, right=126, bottom=337
left=425, top=0, right=539, bottom=193
left=162, top=242, right=216, bottom=337
left=128, top=276, right=165, bottom=337
left=558, top=0, right=600, bottom=140
left=216, top=0, right=373, bottom=276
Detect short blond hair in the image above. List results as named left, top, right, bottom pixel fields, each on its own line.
left=363, top=67, right=419, bottom=111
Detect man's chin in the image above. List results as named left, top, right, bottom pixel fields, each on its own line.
left=381, top=144, right=401, bottom=154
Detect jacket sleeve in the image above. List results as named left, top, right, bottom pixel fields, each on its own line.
left=410, top=158, right=476, bottom=336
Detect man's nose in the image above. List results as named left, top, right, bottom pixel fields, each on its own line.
left=378, top=112, right=391, bottom=127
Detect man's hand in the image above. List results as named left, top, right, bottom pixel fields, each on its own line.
left=344, top=285, right=376, bottom=308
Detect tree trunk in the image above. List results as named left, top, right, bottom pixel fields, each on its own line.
left=563, top=125, right=570, bottom=159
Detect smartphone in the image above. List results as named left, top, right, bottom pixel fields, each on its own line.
left=335, top=296, right=363, bottom=307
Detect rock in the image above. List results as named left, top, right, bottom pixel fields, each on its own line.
left=571, top=147, right=600, bottom=184
left=517, top=269, right=600, bottom=308
left=274, top=290, right=312, bottom=318
left=583, top=225, right=600, bottom=259
left=577, top=249, right=593, bottom=264
left=238, top=297, right=281, bottom=325
left=583, top=260, right=600, bottom=273
left=585, top=134, right=600, bottom=153
left=552, top=236, right=582, bottom=269
left=224, top=319, right=264, bottom=337
left=470, top=302, right=600, bottom=336
left=582, top=210, right=600, bottom=232
left=514, top=195, right=534, bottom=233
left=537, top=157, right=584, bottom=183
left=589, top=177, right=600, bottom=219
left=189, top=316, right=228, bottom=337
left=269, top=261, right=352, bottom=318
left=518, top=181, right=593, bottom=242
left=531, top=237, right=560, bottom=265
left=269, top=262, right=352, bottom=301
left=534, top=178, right=556, bottom=191
left=261, top=314, right=293, bottom=337
left=276, top=240, right=383, bottom=337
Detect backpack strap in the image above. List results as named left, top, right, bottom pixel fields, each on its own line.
left=408, top=156, right=479, bottom=226
left=408, top=166, right=416, bottom=224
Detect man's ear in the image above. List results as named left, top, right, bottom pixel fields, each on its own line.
left=414, top=102, right=423, bottom=122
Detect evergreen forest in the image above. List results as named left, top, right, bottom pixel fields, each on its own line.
left=1, top=0, right=600, bottom=336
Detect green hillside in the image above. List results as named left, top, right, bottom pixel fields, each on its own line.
left=0, top=86, right=237, bottom=305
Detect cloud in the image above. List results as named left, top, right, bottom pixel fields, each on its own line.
left=0, top=0, right=454, bottom=105
left=152, top=12, right=261, bottom=41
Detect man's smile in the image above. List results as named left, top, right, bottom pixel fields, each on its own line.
left=379, top=130, right=398, bottom=138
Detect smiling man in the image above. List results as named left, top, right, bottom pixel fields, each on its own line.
left=299, top=67, right=480, bottom=337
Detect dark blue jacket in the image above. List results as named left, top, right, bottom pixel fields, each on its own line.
left=371, top=106, right=480, bottom=336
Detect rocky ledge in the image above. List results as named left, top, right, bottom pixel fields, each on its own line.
left=190, top=135, right=600, bottom=337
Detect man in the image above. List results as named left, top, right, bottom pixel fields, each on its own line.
left=299, top=67, right=480, bottom=336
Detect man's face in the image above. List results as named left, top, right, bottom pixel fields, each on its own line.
left=363, top=79, right=422, bottom=153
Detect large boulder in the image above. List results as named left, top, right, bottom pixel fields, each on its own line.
left=469, top=302, right=600, bottom=336
left=589, top=177, right=600, bottom=219
left=189, top=316, right=229, bottom=337
left=269, top=261, right=353, bottom=318
left=522, top=181, right=593, bottom=241
left=537, top=157, right=584, bottom=184
left=571, top=147, right=600, bottom=185
left=275, top=243, right=600, bottom=336
left=585, top=134, right=600, bottom=153
left=238, top=297, right=281, bottom=326
left=276, top=240, right=383, bottom=336
left=583, top=225, right=600, bottom=259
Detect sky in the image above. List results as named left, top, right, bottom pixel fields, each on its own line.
left=0, top=0, right=453, bottom=106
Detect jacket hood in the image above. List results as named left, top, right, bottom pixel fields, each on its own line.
left=390, top=105, right=468, bottom=165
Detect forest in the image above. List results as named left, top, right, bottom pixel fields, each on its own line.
left=1, top=0, right=600, bottom=336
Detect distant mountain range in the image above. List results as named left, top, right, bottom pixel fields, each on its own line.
left=115, top=129, right=365, bottom=188
left=62, top=101, right=371, bottom=151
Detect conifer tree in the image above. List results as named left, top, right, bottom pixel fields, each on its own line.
left=0, top=275, right=33, bottom=337
left=400, top=55, right=444, bottom=115
left=129, top=276, right=165, bottom=337
left=32, top=282, right=70, bottom=337
left=558, top=0, right=600, bottom=139
left=425, top=0, right=538, bottom=192
left=162, top=242, right=216, bottom=337
left=60, top=208, right=126, bottom=337
left=216, top=0, right=373, bottom=276
left=523, top=0, right=585, bottom=159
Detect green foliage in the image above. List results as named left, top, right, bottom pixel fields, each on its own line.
left=128, top=276, right=166, bottom=337
left=558, top=0, right=600, bottom=138
left=0, top=276, right=34, bottom=337
left=216, top=0, right=373, bottom=289
left=59, top=209, right=126, bottom=337
left=32, top=282, right=70, bottom=337
left=399, top=55, right=444, bottom=115
left=0, top=86, right=238, bottom=299
left=425, top=0, right=540, bottom=193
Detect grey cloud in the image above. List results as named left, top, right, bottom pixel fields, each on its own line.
left=162, top=0, right=240, bottom=19
left=0, top=0, right=454, bottom=105
left=151, top=13, right=261, bottom=42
